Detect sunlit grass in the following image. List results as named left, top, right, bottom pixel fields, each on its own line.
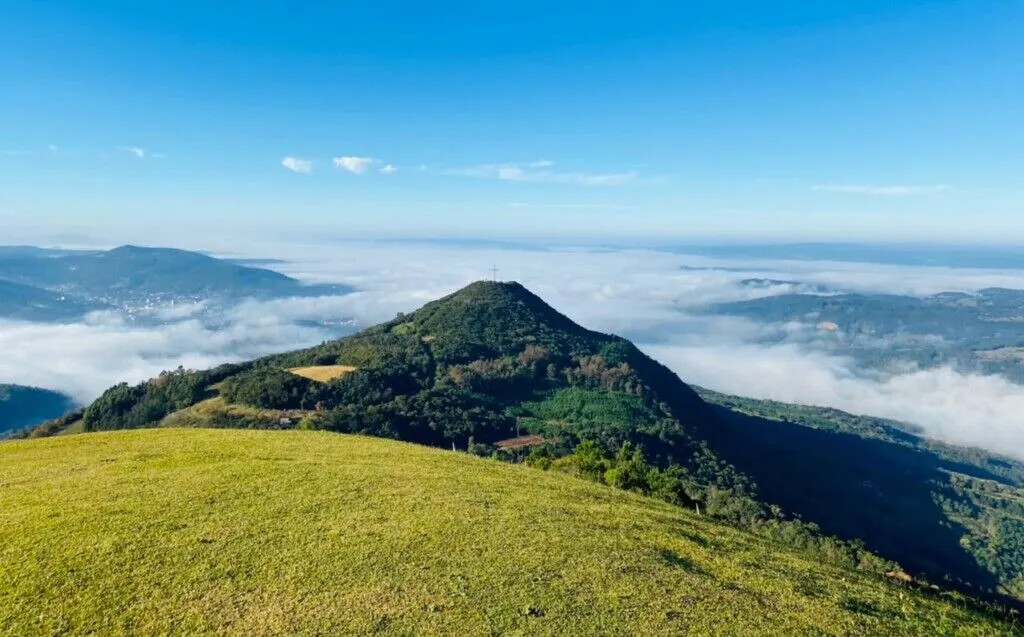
left=0, top=429, right=1014, bottom=635
left=289, top=365, right=358, bottom=383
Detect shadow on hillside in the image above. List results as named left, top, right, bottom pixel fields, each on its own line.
left=701, top=405, right=1002, bottom=594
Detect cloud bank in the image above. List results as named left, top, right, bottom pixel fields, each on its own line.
left=3, top=240, right=1024, bottom=458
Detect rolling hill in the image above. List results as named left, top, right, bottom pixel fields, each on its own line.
left=704, top=288, right=1024, bottom=383
left=0, top=244, right=353, bottom=321
left=0, top=429, right=1013, bottom=635
left=27, top=280, right=1024, bottom=610
left=0, top=384, right=75, bottom=436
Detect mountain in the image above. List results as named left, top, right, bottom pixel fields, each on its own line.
left=0, top=280, right=106, bottom=322
left=0, top=244, right=354, bottom=321
left=30, top=281, right=1024, bottom=608
left=0, top=384, right=76, bottom=436
left=75, top=281, right=723, bottom=482
left=0, top=428, right=1012, bottom=635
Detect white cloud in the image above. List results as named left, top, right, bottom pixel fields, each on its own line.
left=47, top=144, right=59, bottom=152
left=446, top=161, right=643, bottom=186
left=0, top=313, right=333, bottom=403
left=281, top=156, right=313, bottom=173
left=508, top=202, right=631, bottom=211
left=123, top=146, right=147, bottom=159
left=379, top=164, right=397, bottom=175
left=812, top=184, right=950, bottom=196
left=333, top=156, right=375, bottom=174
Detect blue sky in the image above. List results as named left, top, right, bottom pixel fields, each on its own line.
left=2, top=1, right=1022, bottom=243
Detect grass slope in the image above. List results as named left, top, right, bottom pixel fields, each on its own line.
left=289, top=365, right=358, bottom=383
left=0, top=430, right=1014, bottom=636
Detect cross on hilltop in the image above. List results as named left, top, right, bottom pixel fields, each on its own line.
left=490, top=266, right=499, bottom=282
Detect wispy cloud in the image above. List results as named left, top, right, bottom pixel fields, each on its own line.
left=333, top=156, right=375, bottom=174
left=446, top=161, right=643, bottom=186
left=508, top=202, right=631, bottom=211
left=379, top=164, right=397, bottom=175
left=123, top=146, right=148, bottom=159
left=281, top=156, right=313, bottom=173
left=47, top=144, right=59, bottom=152
left=812, top=184, right=950, bottom=196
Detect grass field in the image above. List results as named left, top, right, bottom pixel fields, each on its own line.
left=0, top=429, right=1017, bottom=636
left=289, top=365, right=358, bottom=383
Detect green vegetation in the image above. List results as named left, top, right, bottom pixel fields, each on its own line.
left=0, top=429, right=1016, bottom=635
left=0, top=384, right=74, bottom=436
left=28, top=280, right=1024, bottom=609
left=697, top=387, right=1024, bottom=601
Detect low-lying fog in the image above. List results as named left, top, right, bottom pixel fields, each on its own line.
left=3, top=239, right=1024, bottom=456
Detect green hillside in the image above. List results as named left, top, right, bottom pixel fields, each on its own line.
left=696, top=387, right=1024, bottom=599
left=0, top=384, right=75, bottom=436
left=0, top=429, right=1014, bottom=636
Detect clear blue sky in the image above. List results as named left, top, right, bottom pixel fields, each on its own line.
left=2, top=1, right=1022, bottom=243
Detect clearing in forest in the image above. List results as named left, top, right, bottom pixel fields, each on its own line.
left=288, top=365, right=358, bottom=383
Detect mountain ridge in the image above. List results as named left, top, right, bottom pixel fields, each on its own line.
left=0, top=244, right=354, bottom=322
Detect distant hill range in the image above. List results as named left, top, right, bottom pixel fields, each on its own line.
left=0, top=245, right=353, bottom=322
left=0, top=384, right=75, bottom=436
left=24, top=280, right=1024, bottom=607
left=707, top=288, right=1024, bottom=383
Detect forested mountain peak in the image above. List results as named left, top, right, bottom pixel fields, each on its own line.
left=381, top=280, right=612, bottom=360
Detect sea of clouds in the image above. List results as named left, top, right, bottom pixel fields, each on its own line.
left=3, top=239, right=1024, bottom=456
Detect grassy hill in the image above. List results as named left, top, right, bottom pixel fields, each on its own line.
left=0, top=429, right=1015, bottom=636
